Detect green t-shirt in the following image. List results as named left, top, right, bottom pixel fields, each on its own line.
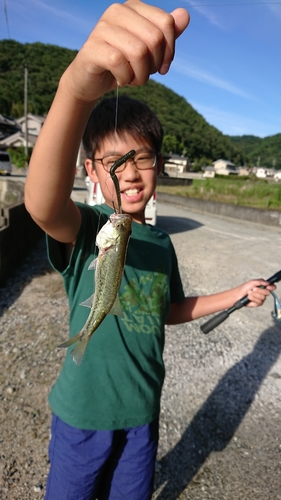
left=47, top=203, right=185, bottom=430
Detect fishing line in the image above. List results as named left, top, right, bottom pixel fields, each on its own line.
left=108, top=82, right=120, bottom=208
left=114, top=83, right=119, bottom=146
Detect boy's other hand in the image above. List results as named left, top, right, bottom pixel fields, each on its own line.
left=64, top=1, right=190, bottom=102
left=236, top=279, right=276, bottom=308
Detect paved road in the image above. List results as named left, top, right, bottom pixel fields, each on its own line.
left=156, top=201, right=281, bottom=294
left=149, top=202, right=281, bottom=499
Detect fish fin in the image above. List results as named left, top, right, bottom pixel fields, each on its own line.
left=80, top=294, right=94, bottom=308
left=58, top=333, right=89, bottom=365
left=88, top=258, right=97, bottom=270
left=70, top=339, right=89, bottom=366
left=58, top=333, right=80, bottom=349
left=109, top=296, right=124, bottom=317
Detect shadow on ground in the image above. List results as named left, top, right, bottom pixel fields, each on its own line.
left=157, top=215, right=203, bottom=235
left=155, top=324, right=281, bottom=498
left=0, top=237, right=52, bottom=316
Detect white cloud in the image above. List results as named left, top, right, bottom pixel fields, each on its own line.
left=191, top=101, right=275, bottom=137
left=173, top=59, right=254, bottom=99
left=267, top=4, right=281, bottom=20
left=183, top=0, right=226, bottom=29
left=9, top=0, right=93, bottom=33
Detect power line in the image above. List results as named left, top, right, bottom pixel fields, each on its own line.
left=189, top=2, right=281, bottom=5
left=3, top=0, right=10, bottom=38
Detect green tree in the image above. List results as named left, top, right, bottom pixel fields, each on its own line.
left=162, top=135, right=178, bottom=154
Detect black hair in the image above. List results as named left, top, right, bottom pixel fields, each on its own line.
left=82, top=95, right=163, bottom=159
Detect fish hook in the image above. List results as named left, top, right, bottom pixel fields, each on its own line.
left=110, top=150, right=136, bottom=214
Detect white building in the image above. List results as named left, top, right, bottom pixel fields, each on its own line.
left=16, top=113, right=45, bottom=136
left=0, top=113, right=45, bottom=149
left=213, top=159, right=238, bottom=176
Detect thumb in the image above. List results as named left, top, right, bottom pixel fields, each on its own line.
left=170, top=8, right=190, bottom=39
left=159, top=7, right=190, bottom=75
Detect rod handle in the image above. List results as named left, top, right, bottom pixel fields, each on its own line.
left=200, top=270, right=281, bottom=335
left=200, top=310, right=230, bottom=334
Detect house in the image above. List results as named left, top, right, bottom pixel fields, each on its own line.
left=0, top=130, right=38, bottom=148
left=163, top=154, right=191, bottom=174
left=203, top=165, right=215, bottom=178
left=238, top=166, right=249, bottom=176
left=256, top=167, right=268, bottom=178
left=16, top=113, right=45, bottom=136
left=0, top=113, right=45, bottom=149
left=213, top=159, right=238, bottom=176
left=0, top=114, right=21, bottom=141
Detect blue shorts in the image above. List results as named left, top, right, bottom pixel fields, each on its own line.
left=45, top=414, right=159, bottom=500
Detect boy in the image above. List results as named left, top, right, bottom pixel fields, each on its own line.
left=25, top=2, right=275, bottom=499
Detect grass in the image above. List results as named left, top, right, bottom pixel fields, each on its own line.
left=157, top=177, right=281, bottom=211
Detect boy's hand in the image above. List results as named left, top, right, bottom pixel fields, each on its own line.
left=236, top=279, right=276, bottom=308
left=64, top=1, right=190, bottom=102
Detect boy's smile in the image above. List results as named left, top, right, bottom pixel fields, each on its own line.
left=85, top=133, right=162, bottom=224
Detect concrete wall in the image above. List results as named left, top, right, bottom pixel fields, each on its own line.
left=157, top=192, right=281, bottom=228
left=0, top=202, right=43, bottom=287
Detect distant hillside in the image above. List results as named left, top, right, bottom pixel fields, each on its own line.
left=1, top=38, right=276, bottom=167
left=107, top=81, right=245, bottom=165
left=229, top=134, right=281, bottom=170
left=0, top=39, right=77, bottom=117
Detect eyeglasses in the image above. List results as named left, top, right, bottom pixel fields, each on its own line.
left=93, top=151, right=157, bottom=173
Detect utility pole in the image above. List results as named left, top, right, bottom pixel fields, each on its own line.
left=24, top=65, right=28, bottom=163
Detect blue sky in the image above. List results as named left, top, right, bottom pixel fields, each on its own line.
left=1, top=0, right=281, bottom=138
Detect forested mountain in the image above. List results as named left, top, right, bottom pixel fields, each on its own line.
left=108, top=82, right=245, bottom=165
left=0, top=39, right=76, bottom=117
left=229, top=134, right=281, bottom=170
left=1, top=39, right=280, bottom=168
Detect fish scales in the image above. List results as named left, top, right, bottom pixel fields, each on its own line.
left=58, top=212, right=132, bottom=365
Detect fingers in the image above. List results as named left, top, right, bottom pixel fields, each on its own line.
left=123, top=2, right=190, bottom=77
left=159, top=8, right=191, bottom=75
left=247, top=289, right=269, bottom=307
left=246, top=281, right=276, bottom=308
left=91, top=16, right=162, bottom=86
left=73, top=1, right=190, bottom=98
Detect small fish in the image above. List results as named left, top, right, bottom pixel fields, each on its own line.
left=58, top=212, right=132, bottom=365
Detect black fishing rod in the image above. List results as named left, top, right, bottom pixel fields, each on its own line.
left=201, top=269, right=281, bottom=334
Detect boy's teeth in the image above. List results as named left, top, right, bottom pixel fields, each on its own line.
left=124, top=189, right=139, bottom=196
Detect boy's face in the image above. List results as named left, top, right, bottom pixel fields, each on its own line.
left=85, top=133, right=162, bottom=224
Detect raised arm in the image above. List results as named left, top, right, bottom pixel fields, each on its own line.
left=24, top=1, right=190, bottom=244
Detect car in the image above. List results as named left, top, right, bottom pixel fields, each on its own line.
left=85, top=177, right=157, bottom=225
left=0, top=151, right=12, bottom=175
left=274, top=171, right=281, bottom=182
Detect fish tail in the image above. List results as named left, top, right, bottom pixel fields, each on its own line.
left=58, top=333, right=80, bottom=349
left=58, top=333, right=89, bottom=366
left=70, top=339, right=89, bottom=366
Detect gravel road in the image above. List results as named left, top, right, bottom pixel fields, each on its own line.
left=1, top=196, right=281, bottom=500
